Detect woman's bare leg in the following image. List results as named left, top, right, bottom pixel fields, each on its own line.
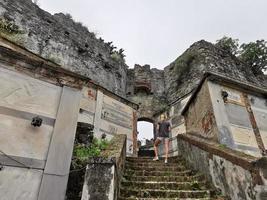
left=164, top=139, right=169, bottom=162
left=153, top=138, right=161, bottom=159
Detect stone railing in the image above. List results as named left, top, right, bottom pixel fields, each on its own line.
left=177, top=133, right=267, bottom=200
left=81, top=134, right=127, bottom=200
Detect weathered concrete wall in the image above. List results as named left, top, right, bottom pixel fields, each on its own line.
left=184, top=80, right=218, bottom=141
left=81, top=134, right=127, bottom=200
left=182, top=75, right=267, bottom=157
left=73, top=72, right=137, bottom=156
left=169, top=95, right=190, bottom=135
left=0, top=65, right=81, bottom=200
left=177, top=134, right=267, bottom=200
left=0, top=0, right=128, bottom=96
left=93, top=90, right=136, bottom=155
left=0, top=39, right=137, bottom=200
left=208, top=80, right=266, bottom=157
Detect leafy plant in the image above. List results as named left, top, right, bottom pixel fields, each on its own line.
left=216, top=36, right=267, bottom=75
left=191, top=181, right=201, bottom=190
left=111, top=52, right=125, bottom=63
left=239, top=40, right=267, bottom=75
left=73, top=138, right=109, bottom=159
left=215, top=36, right=239, bottom=55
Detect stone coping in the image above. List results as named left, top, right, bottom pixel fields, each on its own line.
left=178, top=133, right=258, bottom=171
left=181, top=71, right=267, bottom=116
left=86, top=157, right=117, bottom=164
left=178, top=133, right=267, bottom=185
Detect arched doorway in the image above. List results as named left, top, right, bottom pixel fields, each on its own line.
left=137, top=118, right=155, bottom=157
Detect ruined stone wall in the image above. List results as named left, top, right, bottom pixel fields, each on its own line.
left=164, top=40, right=265, bottom=103
left=126, top=64, right=167, bottom=120
left=128, top=41, right=267, bottom=119
left=0, top=0, right=128, bottom=96
left=1, top=0, right=266, bottom=119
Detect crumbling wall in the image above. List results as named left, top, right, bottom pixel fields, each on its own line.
left=127, top=41, right=266, bottom=119
left=126, top=64, right=167, bottom=120
left=0, top=0, right=128, bottom=96
left=177, top=134, right=267, bottom=200
left=1, top=0, right=266, bottom=124
left=164, top=40, right=265, bottom=103
left=208, top=80, right=265, bottom=157
left=184, top=80, right=219, bottom=141
left=81, top=134, right=127, bottom=200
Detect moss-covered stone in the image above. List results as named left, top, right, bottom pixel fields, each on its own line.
left=0, top=18, right=25, bottom=45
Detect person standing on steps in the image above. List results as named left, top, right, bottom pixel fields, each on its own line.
left=153, top=114, right=171, bottom=164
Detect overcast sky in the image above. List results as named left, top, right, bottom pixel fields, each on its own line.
left=39, top=0, right=267, bottom=69
left=38, top=0, right=267, bottom=140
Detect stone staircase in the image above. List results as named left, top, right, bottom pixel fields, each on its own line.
left=119, top=156, right=217, bottom=200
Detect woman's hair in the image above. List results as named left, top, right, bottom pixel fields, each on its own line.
left=160, top=113, right=167, bottom=120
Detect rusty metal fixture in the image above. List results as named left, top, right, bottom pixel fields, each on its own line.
left=31, top=116, right=43, bottom=127
left=250, top=97, right=255, bottom=104
left=101, top=133, right=107, bottom=140
left=221, top=90, right=228, bottom=102
left=243, top=93, right=266, bottom=156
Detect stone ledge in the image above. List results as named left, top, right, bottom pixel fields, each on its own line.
left=178, top=133, right=258, bottom=171
left=81, top=134, right=127, bottom=200
left=86, top=157, right=116, bottom=164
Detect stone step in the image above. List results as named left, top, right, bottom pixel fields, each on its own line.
left=126, top=156, right=183, bottom=161
left=118, top=198, right=211, bottom=200
left=123, top=174, right=205, bottom=182
left=126, top=156, right=183, bottom=163
left=138, top=149, right=155, bottom=157
left=121, top=181, right=207, bottom=190
left=125, top=165, right=187, bottom=171
left=119, top=188, right=210, bottom=198
left=124, top=169, right=194, bottom=177
left=125, top=161, right=186, bottom=167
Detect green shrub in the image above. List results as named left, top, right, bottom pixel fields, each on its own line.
left=110, top=52, right=125, bottom=63
left=73, top=138, right=109, bottom=159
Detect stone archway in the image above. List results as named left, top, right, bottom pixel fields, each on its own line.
left=137, top=117, right=156, bottom=157
left=137, top=117, right=156, bottom=143
left=137, top=117, right=154, bottom=123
